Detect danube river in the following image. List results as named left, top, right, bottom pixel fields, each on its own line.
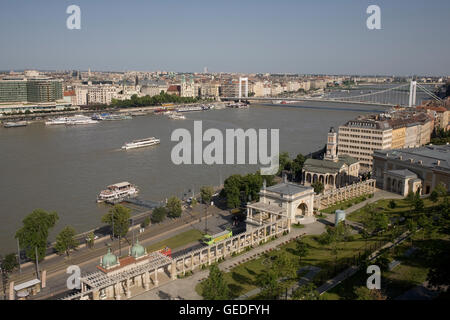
left=0, top=102, right=388, bottom=253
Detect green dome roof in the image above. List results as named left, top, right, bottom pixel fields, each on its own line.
left=102, top=248, right=118, bottom=268
left=131, top=240, right=146, bottom=258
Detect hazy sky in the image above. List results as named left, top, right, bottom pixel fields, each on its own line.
left=1, top=0, right=449, bottom=75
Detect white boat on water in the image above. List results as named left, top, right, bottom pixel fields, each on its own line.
left=121, top=137, right=160, bottom=150
left=176, top=106, right=203, bottom=112
left=3, top=121, right=28, bottom=128
left=168, top=113, right=186, bottom=120
left=97, top=181, right=139, bottom=203
left=45, top=115, right=98, bottom=125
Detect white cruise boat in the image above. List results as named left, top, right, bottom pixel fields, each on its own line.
left=121, top=137, right=160, bottom=150
left=175, top=106, right=203, bottom=112
left=168, top=113, right=186, bottom=120
left=45, top=115, right=98, bottom=125
left=97, top=182, right=139, bottom=203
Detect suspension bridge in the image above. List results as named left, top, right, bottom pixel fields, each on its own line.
left=221, top=79, right=445, bottom=108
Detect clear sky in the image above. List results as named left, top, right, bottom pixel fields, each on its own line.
left=0, top=0, right=449, bottom=75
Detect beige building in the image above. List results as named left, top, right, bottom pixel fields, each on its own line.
left=373, top=144, right=450, bottom=195
left=338, top=119, right=392, bottom=170
left=87, top=85, right=118, bottom=105
left=404, top=123, right=421, bottom=148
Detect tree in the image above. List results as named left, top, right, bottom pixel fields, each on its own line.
left=201, top=264, right=230, bottom=300
left=223, top=175, right=242, bottom=209
left=142, top=216, right=151, bottom=228
left=273, top=251, right=297, bottom=280
left=354, top=286, right=386, bottom=300
left=311, top=181, right=324, bottom=194
left=200, top=186, right=214, bottom=204
left=427, top=245, right=450, bottom=291
left=0, top=253, right=18, bottom=300
left=87, top=232, right=95, bottom=249
left=434, top=182, right=448, bottom=198
left=414, top=197, right=425, bottom=213
left=256, top=269, right=282, bottom=299
left=242, top=173, right=263, bottom=202
left=15, top=209, right=59, bottom=262
left=101, top=204, right=131, bottom=239
left=151, top=206, right=167, bottom=223
left=55, top=226, right=78, bottom=257
left=166, top=196, right=182, bottom=218
left=406, top=191, right=416, bottom=210
left=277, top=152, right=292, bottom=175
left=291, top=153, right=306, bottom=181
left=292, top=282, right=319, bottom=300
left=295, top=238, right=309, bottom=265
left=388, top=200, right=397, bottom=209
left=429, top=190, right=439, bottom=203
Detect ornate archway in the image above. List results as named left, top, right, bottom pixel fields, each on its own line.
left=296, top=203, right=308, bottom=216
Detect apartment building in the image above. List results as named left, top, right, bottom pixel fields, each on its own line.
left=337, top=119, right=392, bottom=170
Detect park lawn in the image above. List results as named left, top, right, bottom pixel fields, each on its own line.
left=146, top=229, right=203, bottom=252
left=321, top=229, right=441, bottom=300
left=196, top=230, right=393, bottom=299
left=346, top=197, right=441, bottom=224
left=321, top=195, right=372, bottom=214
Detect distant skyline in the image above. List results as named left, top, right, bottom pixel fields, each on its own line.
left=1, top=0, right=450, bottom=76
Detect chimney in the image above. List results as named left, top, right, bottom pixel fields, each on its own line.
left=282, top=172, right=288, bottom=183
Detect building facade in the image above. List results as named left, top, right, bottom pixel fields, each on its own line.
left=338, top=119, right=392, bottom=170
left=373, top=144, right=450, bottom=196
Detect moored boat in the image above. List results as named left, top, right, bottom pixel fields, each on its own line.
left=46, top=115, right=98, bottom=125
left=97, top=182, right=139, bottom=203
left=3, top=121, right=28, bottom=128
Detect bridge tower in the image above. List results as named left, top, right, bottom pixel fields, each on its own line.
left=408, top=81, right=417, bottom=108
left=238, top=77, right=248, bottom=102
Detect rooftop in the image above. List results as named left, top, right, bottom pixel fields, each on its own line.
left=387, top=169, right=418, bottom=179
left=265, top=182, right=313, bottom=196
left=374, top=144, right=450, bottom=171
left=303, top=155, right=359, bottom=174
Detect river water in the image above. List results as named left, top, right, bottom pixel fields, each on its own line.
left=0, top=102, right=388, bottom=254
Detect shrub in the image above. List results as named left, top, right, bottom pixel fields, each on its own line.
left=388, top=200, right=397, bottom=209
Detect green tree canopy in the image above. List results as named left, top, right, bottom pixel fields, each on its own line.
left=101, top=204, right=131, bottom=238
left=15, top=209, right=59, bottom=262
left=151, top=206, right=167, bottom=223
left=1, top=253, right=19, bottom=299
left=291, top=153, right=306, bottom=181
left=256, top=269, right=283, bottom=300
left=223, top=174, right=242, bottom=209
left=292, top=282, right=320, bottom=300
left=201, top=264, right=231, bottom=300
left=166, top=196, right=182, bottom=218
left=311, top=181, right=324, bottom=194
left=55, top=226, right=79, bottom=257
left=200, top=186, right=214, bottom=204
left=277, top=152, right=292, bottom=175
